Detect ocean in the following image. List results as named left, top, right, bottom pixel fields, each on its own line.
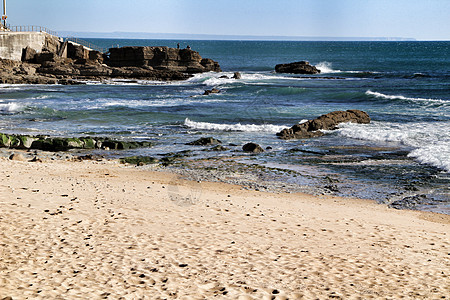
left=1, top=40, right=449, bottom=213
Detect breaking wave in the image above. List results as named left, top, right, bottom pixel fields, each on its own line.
left=366, top=90, right=448, bottom=103
left=316, top=62, right=341, bottom=73
left=184, top=118, right=288, bottom=133
left=337, top=121, right=450, bottom=172
left=0, top=102, right=22, bottom=113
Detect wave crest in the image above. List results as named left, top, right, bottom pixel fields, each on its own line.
left=184, top=118, right=287, bottom=133
left=366, top=90, right=448, bottom=103
left=316, top=62, right=341, bottom=73
left=0, top=102, right=22, bottom=113
left=337, top=121, right=450, bottom=172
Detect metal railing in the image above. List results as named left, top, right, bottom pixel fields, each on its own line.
left=4, top=24, right=105, bottom=53
left=64, top=36, right=105, bottom=53
left=8, top=25, right=59, bottom=37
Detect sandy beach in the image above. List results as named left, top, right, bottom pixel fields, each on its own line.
left=0, top=154, right=449, bottom=299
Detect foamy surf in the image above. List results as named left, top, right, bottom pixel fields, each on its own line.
left=0, top=102, right=22, bottom=113
left=337, top=121, right=450, bottom=172
left=184, top=118, right=288, bottom=133
left=366, top=90, right=448, bottom=103
left=316, top=62, right=341, bottom=73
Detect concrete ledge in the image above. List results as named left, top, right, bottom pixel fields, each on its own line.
left=0, top=32, right=61, bottom=61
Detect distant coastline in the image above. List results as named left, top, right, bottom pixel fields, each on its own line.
left=59, top=31, right=417, bottom=41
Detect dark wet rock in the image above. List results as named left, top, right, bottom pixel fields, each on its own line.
left=187, top=137, right=222, bottom=146
left=219, top=75, right=229, bottom=79
left=275, top=61, right=320, bottom=75
left=389, top=194, right=429, bottom=210
left=324, top=184, right=339, bottom=192
left=232, top=72, right=242, bottom=79
left=243, top=143, right=264, bottom=153
left=120, top=156, right=159, bottom=166
left=277, top=110, right=370, bottom=140
left=209, top=145, right=229, bottom=151
left=0, top=133, right=152, bottom=152
left=203, top=88, right=220, bottom=95
left=289, top=148, right=325, bottom=155
left=29, top=156, right=43, bottom=163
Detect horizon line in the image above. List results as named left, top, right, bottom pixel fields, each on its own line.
left=58, top=30, right=422, bottom=41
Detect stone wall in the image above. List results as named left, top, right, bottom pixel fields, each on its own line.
left=0, top=32, right=62, bottom=61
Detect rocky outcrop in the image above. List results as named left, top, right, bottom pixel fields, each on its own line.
left=203, top=88, right=220, bottom=95
left=242, top=143, right=265, bottom=153
left=107, top=46, right=221, bottom=73
left=186, top=137, right=222, bottom=146
left=277, top=110, right=370, bottom=140
left=1, top=43, right=221, bottom=84
left=0, top=133, right=151, bottom=152
left=275, top=61, right=320, bottom=75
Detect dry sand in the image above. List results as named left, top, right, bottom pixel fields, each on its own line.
left=0, top=155, right=449, bottom=299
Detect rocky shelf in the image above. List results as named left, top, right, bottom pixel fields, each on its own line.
left=1, top=43, right=221, bottom=84
left=0, top=133, right=152, bottom=151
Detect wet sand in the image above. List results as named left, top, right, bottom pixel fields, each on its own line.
left=0, top=156, right=449, bottom=299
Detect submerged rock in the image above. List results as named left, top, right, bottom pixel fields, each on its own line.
left=389, top=194, right=429, bottom=210
left=187, top=137, right=222, bottom=146
left=277, top=110, right=370, bottom=140
left=209, top=145, right=229, bottom=151
left=203, top=88, right=220, bottom=95
left=275, top=61, right=320, bottom=75
left=242, top=143, right=264, bottom=153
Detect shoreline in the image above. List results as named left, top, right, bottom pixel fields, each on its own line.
left=0, top=150, right=449, bottom=298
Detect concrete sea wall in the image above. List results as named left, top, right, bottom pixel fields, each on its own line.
left=0, top=32, right=61, bottom=61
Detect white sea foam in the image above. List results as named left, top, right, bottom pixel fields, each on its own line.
left=366, top=90, right=448, bottom=103
left=185, top=71, right=310, bottom=87
left=316, top=62, right=341, bottom=73
left=184, top=118, right=288, bottom=133
left=85, top=97, right=226, bottom=110
left=0, top=102, right=22, bottom=113
left=337, top=121, right=450, bottom=172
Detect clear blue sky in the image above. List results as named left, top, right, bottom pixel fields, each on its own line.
left=5, top=0, right=450, bottom=40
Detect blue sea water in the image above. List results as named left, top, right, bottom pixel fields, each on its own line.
left=1, top=40, right=449, bottom=213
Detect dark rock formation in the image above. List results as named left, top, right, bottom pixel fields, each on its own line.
left=232, top=72, right=242, bottom=79
left=275, top=61, right=320, bottom=75
left=21, top=46, right=36, bottom=62
left=120, top=156, right=159, bottom=166
left=108, top=46, right=221, bottom=73
left=277, top=110, right=370, bottom=140
left=186, top=137, right=222, bottom=146
left=389, top=194, right=428, bottom=210
left=203, top=88, right=220, bottom=95
left=2, top=43, right=221, bottom=85
left=209, top=145, right=229, bottom=151
left=0, top=133, right=151, bottom=152
left=242, top=143, right=265, bottom=153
